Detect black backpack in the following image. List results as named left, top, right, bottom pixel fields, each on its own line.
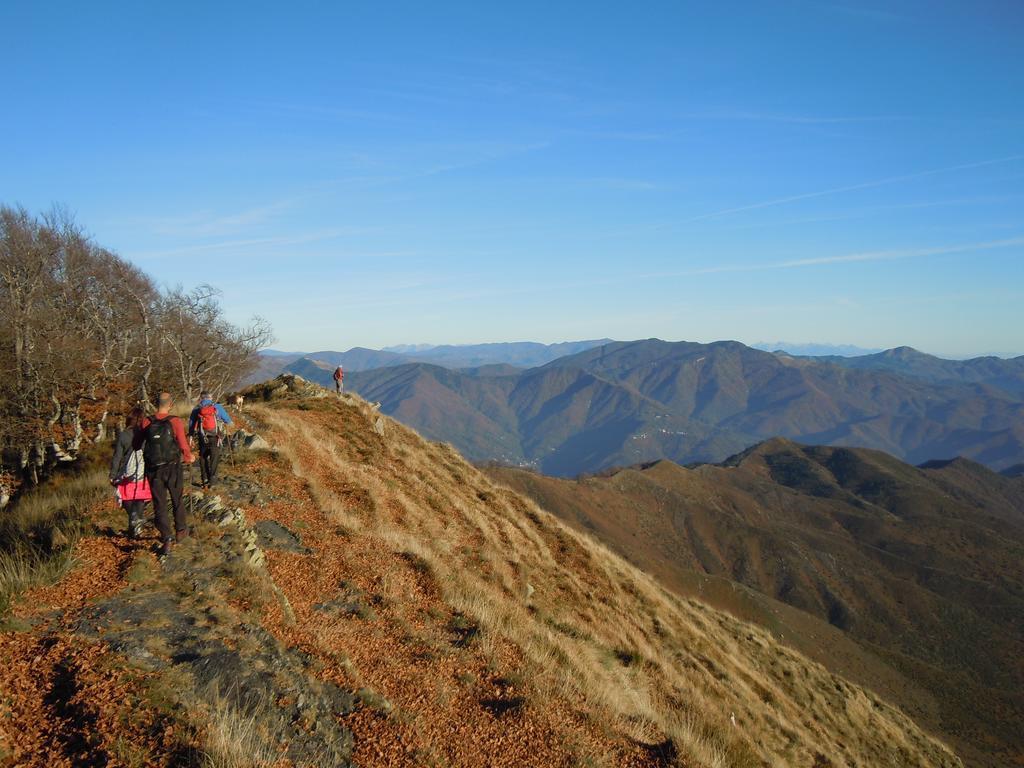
left=143, top=417, right=180, bottom=469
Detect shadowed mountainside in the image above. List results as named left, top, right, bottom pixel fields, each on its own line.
left=487, top=441, right=1024, bottom=768
left=341, top=339, right=1024, bottom=475
left=0, top=376, right=961, bottom=767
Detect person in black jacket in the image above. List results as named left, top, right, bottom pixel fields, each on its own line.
left=109, top=408, right=152, bottom=538
left=134, top=392, right=195, bottom=558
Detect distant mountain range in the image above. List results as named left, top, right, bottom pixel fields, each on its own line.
left=244, top=339, right=612, bottom=384
left=753, top=341, right=884, bottom=357
left=787, top=345, right=1024, bottom=395
left=487, top=441, right=1024, bottom=768
left=246, top=338, right=1024, bottom=475
left=344, top=339, right=1024, bottom=475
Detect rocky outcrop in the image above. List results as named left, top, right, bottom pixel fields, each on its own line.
left=229, top=429, right=272, bottom=452
left=236, top=373, right=329, bottom=403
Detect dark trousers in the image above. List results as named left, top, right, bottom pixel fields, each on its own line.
left=148, top=462, right=186, bottom=542
left=198, top=436, right=221, bottom=485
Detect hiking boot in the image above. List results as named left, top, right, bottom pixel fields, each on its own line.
left=158, top=539, right=173, bottom=560
left=128, top=524, right=143, bottom=540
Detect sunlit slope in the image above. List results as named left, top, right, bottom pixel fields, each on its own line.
left=251, top=378, right=960, bottom=768
left=489, top=443, right=1024, bottom=768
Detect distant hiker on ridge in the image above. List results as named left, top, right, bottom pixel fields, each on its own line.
left=333, top=364, right=344, bottom=394
left=109, top=407, right=151, bottom=539
left=135, top=392, right=194, bottom=558
left=188, top=391, right=233, bottom=489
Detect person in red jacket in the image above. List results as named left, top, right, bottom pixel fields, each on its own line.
left=333, top=365, right=344, bottom=394
left=135, top=392, right=195, bottom=558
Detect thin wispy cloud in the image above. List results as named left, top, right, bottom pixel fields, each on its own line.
left=418, top=141, right=551, bottom=177
left=661, top=235, right=1024, bottom=277
left=241, top=100, right=407, bottom=124
left=333, top=236, right=1024, bottom=305
left=314, top=140, right=553, bottom=188
left=134, top=229, right=361, bottom=260
left=355, top=66, right=579, bottom=109
left=143, top=200, right=294, bottom=238
left=715, top=194, right=1024, bottom=232
left=690, top=109, right=909, bottom=125
left=683, top=154, right=1024, bottom=223
left=563, top=128, right=670, bottom=142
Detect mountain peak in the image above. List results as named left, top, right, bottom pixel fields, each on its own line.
left=882, top=345, right=926, bottom=359
left=724, top=436, right=806, bottom=466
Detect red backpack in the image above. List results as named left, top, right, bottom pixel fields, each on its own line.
left=199, top=404, right=218, bottom=434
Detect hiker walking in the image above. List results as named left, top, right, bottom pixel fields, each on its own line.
left=109, top=407, right=151, bottom=539
left=333, top=364, right=344, bottom=394
left=188, top=391, right=233, bottom=489
left=135, top=392, right=194, bottom=558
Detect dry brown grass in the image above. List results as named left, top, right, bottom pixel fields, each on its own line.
left=0, top=468, right=106, bottom=616
left=259, top=394, right=962, bottom=768
left=196, top=685, right=279, bottom=768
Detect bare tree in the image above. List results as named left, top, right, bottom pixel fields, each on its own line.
left=0, top=205, right=273, bottom=497
left=157, top=285, right=272, bottom=401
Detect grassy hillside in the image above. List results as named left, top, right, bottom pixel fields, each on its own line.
left=0, top=377, right=961, bottom=767
left=488, top=444, right=1024, bottom=767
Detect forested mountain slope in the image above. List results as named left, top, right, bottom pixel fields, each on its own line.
left=346, top=339, right=1024, bottom=475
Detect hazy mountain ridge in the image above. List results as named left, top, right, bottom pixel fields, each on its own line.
left=754, top=341, right=884, bottom=357
left=242, top=340, right=613, bottom=386
left=408, top=339, right=614, bottom=368
left=488, top=441, right=1024, bottom=767
left=789, top=345, right=1024, bottom=396
left=343, top=339, right=1024, bottom=475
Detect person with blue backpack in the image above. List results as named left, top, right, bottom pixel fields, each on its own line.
left=188, top=391, right=233, bottom=489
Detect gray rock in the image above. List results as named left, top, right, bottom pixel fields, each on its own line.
left=244, top=433, right=272, bottom=451
left=255, top=520, right=310, bottom=554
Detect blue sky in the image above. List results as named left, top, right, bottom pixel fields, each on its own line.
left=3, top=1, right=1022, bottom=357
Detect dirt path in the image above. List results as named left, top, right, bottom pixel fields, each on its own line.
left=0, top=503, right=184, bottom=767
